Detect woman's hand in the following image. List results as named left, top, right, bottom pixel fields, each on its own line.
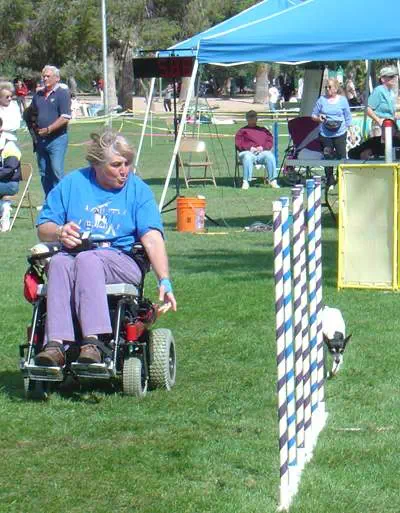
left=58, top=222, right=82, bottom=249
left=319, top=114, right=327, bottom=123
left=158, top=278, right=177, bottom=313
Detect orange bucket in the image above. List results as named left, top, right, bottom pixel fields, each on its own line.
left=176, top=196, right=206, bottom=232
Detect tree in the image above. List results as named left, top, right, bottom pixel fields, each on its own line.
left=254, top=63, right=269, bottom=104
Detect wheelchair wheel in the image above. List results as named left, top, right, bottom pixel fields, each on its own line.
left=24, top=378, right=50, bottom=401
left=122, top=357, right=148, bottom=398
left=149, top=328, right=176, bottom=391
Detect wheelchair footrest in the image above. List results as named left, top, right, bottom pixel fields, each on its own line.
left=71, top=361, right=115, bottom=379
left=25, top=363, right=64, bottom=382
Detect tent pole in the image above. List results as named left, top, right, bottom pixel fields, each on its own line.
left=362, top=60, right=371, bottom=139
left=159, top=59, right=199, bottom=211
left=192, top=64, right=203, bottom=139
left=134, top=77, right=156, bottom=172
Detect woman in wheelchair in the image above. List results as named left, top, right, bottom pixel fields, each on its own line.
left=34, top=130, right=177, bottom=368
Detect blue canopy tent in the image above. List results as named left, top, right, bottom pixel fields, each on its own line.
left=167, top=0, right=305, bottom=60
left=155, top=0, right=400, bottom=209
left=136, top=0, right=306, bottom=208
left=199, top=0, right=400, bottom=63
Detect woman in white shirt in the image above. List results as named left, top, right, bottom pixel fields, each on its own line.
left=0, top=82, right=22, bottom=135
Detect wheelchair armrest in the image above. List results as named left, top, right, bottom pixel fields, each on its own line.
left=37, top=283, right=140, bottom=298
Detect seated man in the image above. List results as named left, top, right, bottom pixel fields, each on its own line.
left=0, top=117, right=21, bottom=232
left=348, top=119, right=400, bottom=160
left=235, top=110, right=279, bottom=190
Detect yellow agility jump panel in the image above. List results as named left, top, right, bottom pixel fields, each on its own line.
left=338, top=164, right=398, bottom=290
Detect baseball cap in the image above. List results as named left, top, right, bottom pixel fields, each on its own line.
left=379, top=65, right=398, bottom=78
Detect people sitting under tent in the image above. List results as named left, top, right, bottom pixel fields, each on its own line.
left=348, top=119, right=400, bottom=160
left=367, top=66, right=399, bottom=137
left=235, top=110, right=279, bottom=190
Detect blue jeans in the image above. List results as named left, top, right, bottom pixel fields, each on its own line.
left=36, top=133, right=68, bottom=196
left=0, top=181, right=19, bottom=213
left=239, top=150, right=277, bottom=182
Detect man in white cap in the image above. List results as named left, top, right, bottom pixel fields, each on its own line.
left=367, top=65, right=399, bottom=136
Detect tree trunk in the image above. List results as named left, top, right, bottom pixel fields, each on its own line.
left=107, top=52, right=118, bottom=110
left=139, top=79, right=155, bottom=110
left=221, top=77, right=231, bottom=97
left=68, top=76, right=78, bottom=96
left=179, top=77, right=190, bottom=102
left=119, top=45, right=134, bottom=111
left=254, top=63, right=269, bottom=104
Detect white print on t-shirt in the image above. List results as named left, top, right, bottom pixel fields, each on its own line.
left=80, top=202, right=122, bottom=237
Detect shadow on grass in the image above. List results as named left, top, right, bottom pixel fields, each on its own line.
left=0, top=370, right=24, bottom=400
left=162, top=222, right=338, bottom=287
left=144, top=177, right=239, bottom=189
left=163, top=214, right=274, bottom=231
left=0, top=369, right=122, bottom=403
left=171, top=246, right=275, bottom=278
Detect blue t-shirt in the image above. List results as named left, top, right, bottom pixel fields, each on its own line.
left=368, top=84, right=396, bottom=120
left=312, top=95, right=352, bottom=138
left=37, top=167, right=164, bottom=251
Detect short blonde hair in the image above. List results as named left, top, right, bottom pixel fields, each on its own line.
left=326, top=78, right=342, bottom=94
left=0, top=82, right=14, bottom=95
left=86, top=131, right=135, bottom=166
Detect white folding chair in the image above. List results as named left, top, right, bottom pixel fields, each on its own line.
left=9, top=163, right=35, bottom=231
left=178, top=139, right=217, bottom=188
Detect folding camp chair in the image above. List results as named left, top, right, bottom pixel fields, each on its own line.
left=280, top=117, right=342, bottom=223
left=280, top=116, right=322, bottom=182
left=178, top=139, right=217, bottom=188
left=9, top=163, right=35, bottom=231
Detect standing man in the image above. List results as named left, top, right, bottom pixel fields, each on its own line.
left=235, top=110, right=279, bottom=190
left=163, top=83, right=173, bottom=112
left=268, top=83, right=280, bottom=111
left=367, top=66, right=399, bottom=137
left=31, top=65, right=71, bottom=195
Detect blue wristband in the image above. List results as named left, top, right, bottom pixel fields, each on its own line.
left=159, top=278, right=173, bottom=294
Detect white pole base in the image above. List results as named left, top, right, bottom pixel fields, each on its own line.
left=277, top=481, right=292, bottom=512
left=289, top=465, right=300, bottom=497
left=296, top=447, right=306, bottom=472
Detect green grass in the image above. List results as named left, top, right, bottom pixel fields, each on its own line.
left=0, top=117, right=399, bottom=513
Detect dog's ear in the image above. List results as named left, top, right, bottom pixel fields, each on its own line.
left=323, top=335, right=333, bottom=352
left=343, top=334, right=352, bottom=348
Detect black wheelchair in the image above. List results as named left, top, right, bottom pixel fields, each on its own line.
left=20, top=240, right=176, bottom=400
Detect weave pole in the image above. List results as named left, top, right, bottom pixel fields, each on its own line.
left=279, top=196, right=298, bottom=495
left=291, top=187, right=305, bottom=470
left=273, top=201, right=290, bottom=511
left=306, top=179, right=321, bottom=441
left=294, top=185, right=313, bottom=461
left=314, top=176, right=326, bottom=422
left=273, top=183, right=328, bottom=510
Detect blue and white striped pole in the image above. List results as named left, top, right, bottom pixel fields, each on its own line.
left=295, top=185, right=312, bottom=461
left=273, top=121, right=279, bottom=165
left=306, top=179, right=320, bottom=443
left=280, top=196, right=298, bottom=494
left=313, top=176, right=327, bottom=426
left=291, top=187, right=305, bottom=470
left=273, top=201, right=290, bottom=511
